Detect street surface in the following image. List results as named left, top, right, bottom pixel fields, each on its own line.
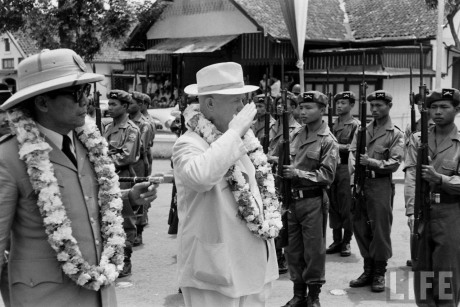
left=0, top=159, right=415, bottom=307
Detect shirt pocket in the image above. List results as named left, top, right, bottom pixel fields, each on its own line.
left=10, top=258, right=63, bottom=287
left=441, top=159, right=458, bottom=176
left=373, top=145, right=388, bottom=160
left=306, top=150, right=320, bottom=161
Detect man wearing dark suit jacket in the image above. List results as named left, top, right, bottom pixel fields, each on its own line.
left=0, top=49, right=158, bottom=307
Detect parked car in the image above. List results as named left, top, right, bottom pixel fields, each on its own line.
left=147, top=107, right=176, bottom=132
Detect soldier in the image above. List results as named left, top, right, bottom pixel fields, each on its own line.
left=327, top=91, right=360, bottom=257
left=289, top=84, right=302, bottom=122
left=128, top=91, right=155, bottom=246
left=281, top=91, right=338, bottom=307
left=348, top=90, right=404, bottom=292
left=103, top=89, right=141, bottom=277
left=251, top=94, right=276, bottom=145
left=405, top=88, right=460, bottom=306
left=141, top=93, right=157, bottom=175
left=267, top=95, right=301, bottom=275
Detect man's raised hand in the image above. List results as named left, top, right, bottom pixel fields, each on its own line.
left=229, top=102, right=257, bottom=137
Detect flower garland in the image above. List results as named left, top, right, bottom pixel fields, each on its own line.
left=8, top=108, right=125, bottom=291
left=184, top=104, right=282, bottom=239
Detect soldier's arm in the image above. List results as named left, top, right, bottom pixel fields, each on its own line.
left=438, top=160, right=460, bottom=195
left=367, top=130, right=404, bottom=173
left=111, top=127, right=141, bottom=167
left=294, top=137, right=339, bottom=185
left=404, top=133, right=418, bottom=216
left=140, top=123, right=150, bottom=157
left=348, top=130, right=358, bottom=183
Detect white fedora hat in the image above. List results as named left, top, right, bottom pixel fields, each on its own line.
left=1, top=48, right=104, bottom=110
left=184, top=62, right=258, bottom=96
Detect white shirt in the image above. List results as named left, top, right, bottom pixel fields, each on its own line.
left=37, top=123, right=76, bottom=157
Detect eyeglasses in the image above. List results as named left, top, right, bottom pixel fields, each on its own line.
left=51, top=84, right=92, bottom=103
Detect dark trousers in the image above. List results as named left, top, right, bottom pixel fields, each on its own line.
left=329, top=164, right=353, bottom=231
left=353, top=177, right=394, bottom=261
left=1, top=262, right=9, bottom=307
left=285, top=196, right=326, bottom=285
left=414, top=202, right=460, bottom=307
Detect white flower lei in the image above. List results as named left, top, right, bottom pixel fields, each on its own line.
left=183, top=104, right=283, bottom=239
left=7, top=108, right=125, bottom=291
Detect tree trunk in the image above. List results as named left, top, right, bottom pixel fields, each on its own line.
left=58, top=0, right=73, bottom=48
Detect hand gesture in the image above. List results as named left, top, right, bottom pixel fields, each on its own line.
left=421, top=165, right=442, bottom=184
left=229, top=102, right=257, bottom=137
left=129, top=181, right=159, bottom=206
left=283, top=165, right=297, bottom=179
left=359, top=147, right=370, bottom=166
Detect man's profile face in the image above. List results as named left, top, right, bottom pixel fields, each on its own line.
left=299, top=102, right=324, bottom=124
left=108, top=99, right=126, bottom=118
left=255, top=102, right=267, bottom=116
left=429, top=100, right=458, bottom=127
left=0, top=112, right=10, bottom=136
left=336, top=99, right=353, bottom=115
left=128, top=99, right=141, bottom=114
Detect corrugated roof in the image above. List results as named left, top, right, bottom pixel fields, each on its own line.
left=233, top=0, right=349, bottom=41
left=145, top=35, right=238, bottom=54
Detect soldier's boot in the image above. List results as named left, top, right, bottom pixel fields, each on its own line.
left=306, top=284, right=321, bottom=307
left=326, top=229, right=342, bottom=254
left=340, top=230, right=352, bottom=257
left=282, top=283, right=307, bottom=307
left=134, top=225, right=144, bottom=247
left=118, top=247, right=132, bottom=278
left=349, top=258, right=374, bottom=287
left=277, top=248, right=288, bottom=274
left=371, top=261, right=387, bottom=292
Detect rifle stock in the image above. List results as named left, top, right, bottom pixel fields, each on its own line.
left=277, top=89, right=291, bottom=247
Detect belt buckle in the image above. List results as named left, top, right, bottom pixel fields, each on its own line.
left=430, top=193, right=441, bottom=204
left=299, top=190, right=304, bottom=199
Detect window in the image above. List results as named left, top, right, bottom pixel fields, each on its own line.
left=4, top=38, right=10, bottom=52
left=2, top=58, right=14, bottom=69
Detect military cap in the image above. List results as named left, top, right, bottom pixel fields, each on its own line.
left=253, top=94, right=268, bottom=104
left=291, top=84, right=301, bottom=95
left=298, top=90, right=328, bottom=107
left=367, top=90, right=392, bottom=103
left=107, top=89, right=132, bottom=105
left=142, top=93, right=152, bottom=105
left=426, top=88, right=460, bottom=107
left=334, top=91, right=356, bottom=103
left=130, top=91, right=145, bottom=104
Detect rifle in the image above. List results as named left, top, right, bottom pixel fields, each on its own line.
left=352, top=52, right=368, bottom=216
left=92, top=63, right=102, bottom=132
left=326, top=67, right=333, bottom=130
left=263, top=67, right=270, bottom=154
left=409, top=66, right=416, bottom=132
left=277, top=88, right=291, bottom=247
left=411, top=44, right=430, bottom=265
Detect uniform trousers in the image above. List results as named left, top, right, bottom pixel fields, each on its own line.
left=353, top=176, right=394, bottom=262
left=414, top=202, right=460, bottom=307
left=182, top=282, right=272, bottom=307
left=329, top=164, right=353, bottom=231
left=285, top=196, right=326, bottom=285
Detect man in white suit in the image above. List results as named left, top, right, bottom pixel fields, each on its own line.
left=172, top=62, right=279, bottom=307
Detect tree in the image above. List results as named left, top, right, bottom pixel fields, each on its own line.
left=0, top=0, right=136, bottom=61
left=425, top=0, right=460, bottom=47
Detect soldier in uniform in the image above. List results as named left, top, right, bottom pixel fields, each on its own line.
left=141, top=93, right=156, bottom=174
left=281, top=91, right=338, bottom=307
left=128, top=91, right=155, bottom=246
left=405, top=88, right=460, bottom=306
left=251, top=94, right=276, bottom=145
left=103, top=89, right=141, bottom=277
left=267, top=95, right=301, bottom=275
left=327, top=91, right=359, bottom=257
left=348, top=90, right=404, bottom=292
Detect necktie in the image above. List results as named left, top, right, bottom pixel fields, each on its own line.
left=62, top=135, right=77, bottom=167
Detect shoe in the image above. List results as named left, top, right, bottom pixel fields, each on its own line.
left=133, top=234, right=143, bottom=247
left=118, top=261, right=132, bottom=278
left=371, top=260, right=387, bottom=292
left=306, top=284, right=321, bottom=307
left=340, top=242, right=351, bottom=257
left=349, top=258, right=374, bottom=288
left=406, top=259, right=412, bottom=267
left=281, top=295, right=307, bottom=307
left=326, top=241, right=342, bottom=254
left=278, top=254, right=288, bottom=274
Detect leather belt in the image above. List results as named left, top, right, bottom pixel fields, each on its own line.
left=430, top=192, right=459, bottom=204
left=291, top=188, right=323, bottom=200
left=339, top=153, right=349, bottom=165
left=365, top=170, right=391, bottom=179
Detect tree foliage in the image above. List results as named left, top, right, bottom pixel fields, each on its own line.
left=425, top=0, right=460, bottom=47
left=0, top=0, right=139, bottom=61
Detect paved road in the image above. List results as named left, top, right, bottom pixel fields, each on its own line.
left=0, top=159, right=414, bottom=307
left=115, top=159, right=415, bottom=307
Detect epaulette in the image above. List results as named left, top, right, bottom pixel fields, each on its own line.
left=0, top=133, right=14, bottom=145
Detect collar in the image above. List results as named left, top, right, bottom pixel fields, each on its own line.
left=36, top=122, right=75, bottom=152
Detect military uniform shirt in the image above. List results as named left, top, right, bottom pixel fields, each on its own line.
left=268, top=115, right=301, bottom=157
left=251, top=116, right=276, bottom=145
left=333, top=116, right=359, bottom=163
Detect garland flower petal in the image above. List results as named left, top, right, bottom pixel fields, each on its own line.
left=183, top=104, right=282, bottom=239
left=7, top=109, right=125, bottom=291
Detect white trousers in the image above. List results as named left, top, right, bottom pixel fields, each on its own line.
left=182, top=282, right=273, bottom=307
